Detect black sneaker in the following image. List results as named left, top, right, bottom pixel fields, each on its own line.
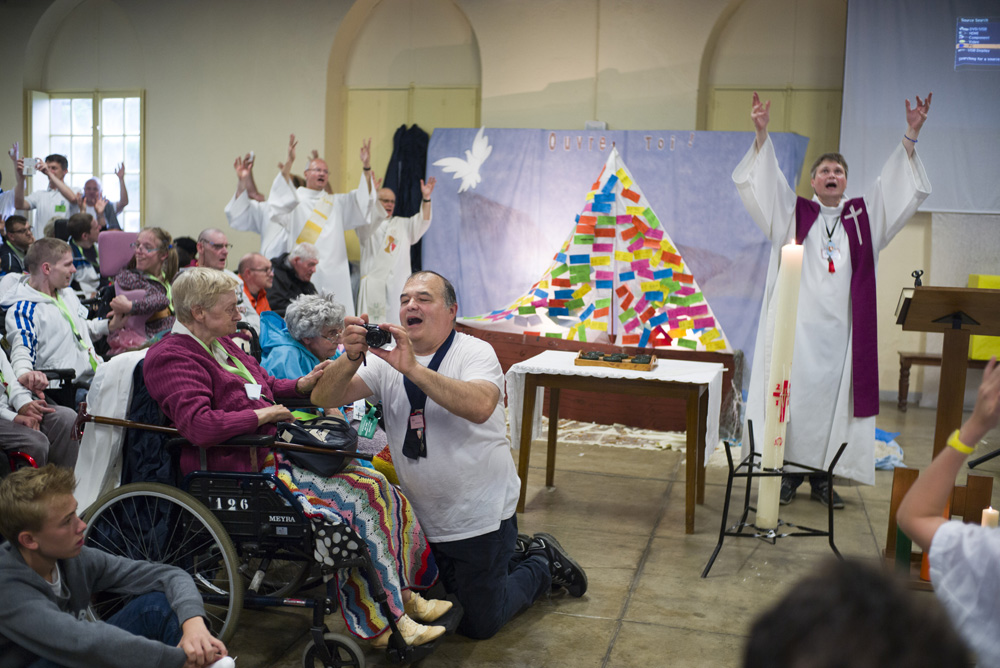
left=514, top=533, right=532, bottom=555
left=779, top=479, right=797, bottom=505
left=528, top=532, right=587, bottom=597
left=810, top=480, right=845, bottom=509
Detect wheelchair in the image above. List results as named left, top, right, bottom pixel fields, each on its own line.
left=75, top=359, right=459, bottom=667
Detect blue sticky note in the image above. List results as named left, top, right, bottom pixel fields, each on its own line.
left=653, top=268, right=673, bottom=279
left=548, top=307, right=569, bottom=317
left=596, top=280, right=613, bottom=289
left=591, top=202, right=612, bottom=213
left=554, top=289, right=575, bottom=299
left=644, top=291, right=664, bottom=302
left=618, top=271, right=636, bottom=281
left=579, top=304, right=595, bottom=321
left=534, top=289, right=549, bottom=299
left=575, top=213, right=580, bottom=223
left=556, top=253, right=567, bottom=263
left=639, top=327, right=651, bottom=347
left=602, top=174, right=619, bottom=194
left=569, top=254, right=590, bottom=265
left=649, top=312, right=669, bottom=327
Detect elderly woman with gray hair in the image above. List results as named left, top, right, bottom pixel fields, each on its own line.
left=260, top=293, right=346, bottom=380
left=144, top=269, right=450, bottom=648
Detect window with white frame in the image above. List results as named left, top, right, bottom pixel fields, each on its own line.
left=29, top=91, right=143, bottom=232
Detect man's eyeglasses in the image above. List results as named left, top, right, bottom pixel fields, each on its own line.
left=306, top=168, right=329, bottom=175
left=7, top=227, right=31, bottom=236
left=130, top=242, right=161, bottom=254
left=248, top=267, right=273, bottom=274
left=203, top=241, right=234, bottom=251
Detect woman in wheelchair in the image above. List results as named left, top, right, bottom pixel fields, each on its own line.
left=143, top=268, right=450, bottom=648
left=106, top=227, right=179, bottom=355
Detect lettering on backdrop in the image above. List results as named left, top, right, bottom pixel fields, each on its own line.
left=547, top=132, right=697, bottom=152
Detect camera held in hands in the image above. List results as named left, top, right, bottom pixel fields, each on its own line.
left=363, top=323, right=392, bottom=349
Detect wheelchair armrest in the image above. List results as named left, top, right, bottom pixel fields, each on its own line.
left=43, top=368, right=76, bottom=382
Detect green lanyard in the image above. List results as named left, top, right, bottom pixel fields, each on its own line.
left=52, top=294, right=98, bottom=371
left=192, top=336, right=258, bottom=386
left=147, top=273, right=173, bottom=311
left=5, top=240, right=25, bottom=261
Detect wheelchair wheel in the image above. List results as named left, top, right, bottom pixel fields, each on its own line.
left=301, top=632, right=365, bottom=668
left=83, top=483, right=244, bottom=643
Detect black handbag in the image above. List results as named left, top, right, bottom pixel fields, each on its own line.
left=276, top=416, right=359, bottom=477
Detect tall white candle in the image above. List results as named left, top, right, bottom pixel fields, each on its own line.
left=982, top=506, right=999, bottom=528
left=756, top=243, right=803, bottom=530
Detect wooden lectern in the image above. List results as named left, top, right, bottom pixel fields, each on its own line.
left=897, top=286, right=1000, bottom=456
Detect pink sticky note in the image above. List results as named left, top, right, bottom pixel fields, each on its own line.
left=688, top=305, right=709, bottom=317
left=630, top=259, right=648, bottom=271
left=634, top=298, right=649, bottom=314
left=584, top=203, right=593, bottom=212
left=593, top=243, right=614, bottom=253
left=616, top=214, right=632, bottom=225
left=595, top=270, right=614, bottom=280
left=676, top=286, right=696, bottom=296
left=531, top=299, right=547, bottom=307
left=636, top=267, right=654, bottom=280
left=624, top=318, right=641, bottom=333
left=627, top=238, right=644, bottom=253
left=646, top=228, right=664, bottom=240
left=694, top=316, right=715, bottom=328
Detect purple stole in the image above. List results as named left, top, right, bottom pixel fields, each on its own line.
left=795, top=197, right=879, bottom=418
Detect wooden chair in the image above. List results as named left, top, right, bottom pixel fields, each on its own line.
left=885, top=466, right=993, bottom=589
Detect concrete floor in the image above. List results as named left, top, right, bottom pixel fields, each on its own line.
left=226, top=400, right=1000, bottom=667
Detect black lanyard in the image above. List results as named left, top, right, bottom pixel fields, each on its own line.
left=401, top=329, right=456, bottom=459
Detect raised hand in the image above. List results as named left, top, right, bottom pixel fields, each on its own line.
left=115, top=162, right=126, bottom=181
left=360, top=138, right=372, bottom=169
left=279, top=134, right=298, bottom=177
left=94, top=197, right=108, bottom=215
left=905, top=92, right=932, bottom=134
left=8, top=141, right=18, bottom=165
left=420, top=176, right=436, bottom=199
left=751, top=91, right=770, bottom=133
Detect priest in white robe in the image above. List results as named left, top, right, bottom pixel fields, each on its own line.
left=224, top=152, right=288, bottom=261
left=734, top=91, right=932, bottom=506
left=356, top=177, right=435, bottom=325
left=267, top=137, right=374, bottom=315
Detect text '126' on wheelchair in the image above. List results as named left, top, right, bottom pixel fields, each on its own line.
left=74, top=358, right=459, bottom=667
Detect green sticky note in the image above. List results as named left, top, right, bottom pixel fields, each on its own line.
left=570, top=267, right=591, bottom=281
left=551, top=264, right=569, bottom=277
left=596, top=215, right=616, bottom=226
left=677, top=338, right=698, bottom=350
left=573, top=235, right=595, bottom=245
left=644, top=207, right=661, bottom=229
left=682, top=292, right=704, bottom=306
left=545, top=332, right=563, bottom=338
left=577, top=325, right=587, bottom=342
left=669, top=295, right=686, bottom=305
left=518, top=306, right=537, bottom=314
left=565, top=297, right=585, bottom=310
left=596, top=298, right=612, bottom=308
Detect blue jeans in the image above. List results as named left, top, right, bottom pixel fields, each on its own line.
left=429, top=514, right=550, bottom=640
left=29, top=592, right=182, bottom=668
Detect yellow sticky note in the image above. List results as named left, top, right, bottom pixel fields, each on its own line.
left=567, top=327, right=577, bottom=341
left=680, top=320, right=694, bottom=330
left=590, top=256, right=610, bottom=266
left=586, top=321, right=607, bottom=331
left=572, top=284, right=592, bottom=298
left=651, top=250, right=663, bottom=267
left=633, top=249, right=654, bottom=260
left=660, top=240, right=677, bottom=254
left=538, top=280, right=548, bottom=288
left=585, top=192, right=595, bottom=200
left=701, top=328, right=721, bottom=342
left=615, top=251, right=634, bottom=262
left=668, top=262, right=683, bottom=272
left=616, top=168, right=633, bottom=188
left=707, top=340, right=727, bottom=351
left=641, top=281, right=661, bottom=292
left=626, top=206, right=645, bottom=216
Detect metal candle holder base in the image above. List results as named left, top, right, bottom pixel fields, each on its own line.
left=701, top=433, right=847, bottom=578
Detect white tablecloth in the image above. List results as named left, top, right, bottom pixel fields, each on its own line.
left=505, top=350, right=725, bottom=466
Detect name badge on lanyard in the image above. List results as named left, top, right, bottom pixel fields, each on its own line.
left=245, top=383, right=262, bottom=400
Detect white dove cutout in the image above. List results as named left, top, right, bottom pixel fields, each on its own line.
left=433, top=126, right=492, bottom=193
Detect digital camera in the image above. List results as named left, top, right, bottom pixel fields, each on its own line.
left=363, top=323, right=392, bottom=348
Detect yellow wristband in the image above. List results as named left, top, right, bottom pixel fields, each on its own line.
left=947, top=429, right=975, bottom=455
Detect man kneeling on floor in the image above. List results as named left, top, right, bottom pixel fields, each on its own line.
left=312, top=270, right=588, bottom=640
left=0, top=465, right=230, bottom=668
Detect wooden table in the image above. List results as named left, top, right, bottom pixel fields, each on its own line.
left=506, top=351, right=725, bottom=534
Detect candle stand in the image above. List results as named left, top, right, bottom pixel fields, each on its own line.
left=701, top=427, right=847, bottom=578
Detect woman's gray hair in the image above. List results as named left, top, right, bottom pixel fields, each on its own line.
left=285, top=292, right=346, bottom=341
left=172, top=267, right=239, bottom=324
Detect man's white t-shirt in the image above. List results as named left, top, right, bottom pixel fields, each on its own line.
left=929, top=521, right=1000, bottom=667
left=25, top=188, right=77, bottom=237
left=357, top=332, right=520, bottom=542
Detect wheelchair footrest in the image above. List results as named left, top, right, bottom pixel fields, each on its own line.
left=385, top=595, right=463, bottom=664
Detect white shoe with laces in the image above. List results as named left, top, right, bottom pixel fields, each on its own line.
left=404, top=591, right=453, bottom=623
left=371, top=614, right=445, bottom=648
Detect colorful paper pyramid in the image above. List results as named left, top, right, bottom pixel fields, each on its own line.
left=462, top=148, right=731, bottom=352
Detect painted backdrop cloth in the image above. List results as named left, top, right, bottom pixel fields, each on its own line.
left=734, top=136, right=930, bottom=484
left=356, top=208, right=431, bottom=324
left=425, top=129, right=809, bottom=389
left=264, top=454, right=437, bottom=639
left=267, top=173, right=373, bottom=314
